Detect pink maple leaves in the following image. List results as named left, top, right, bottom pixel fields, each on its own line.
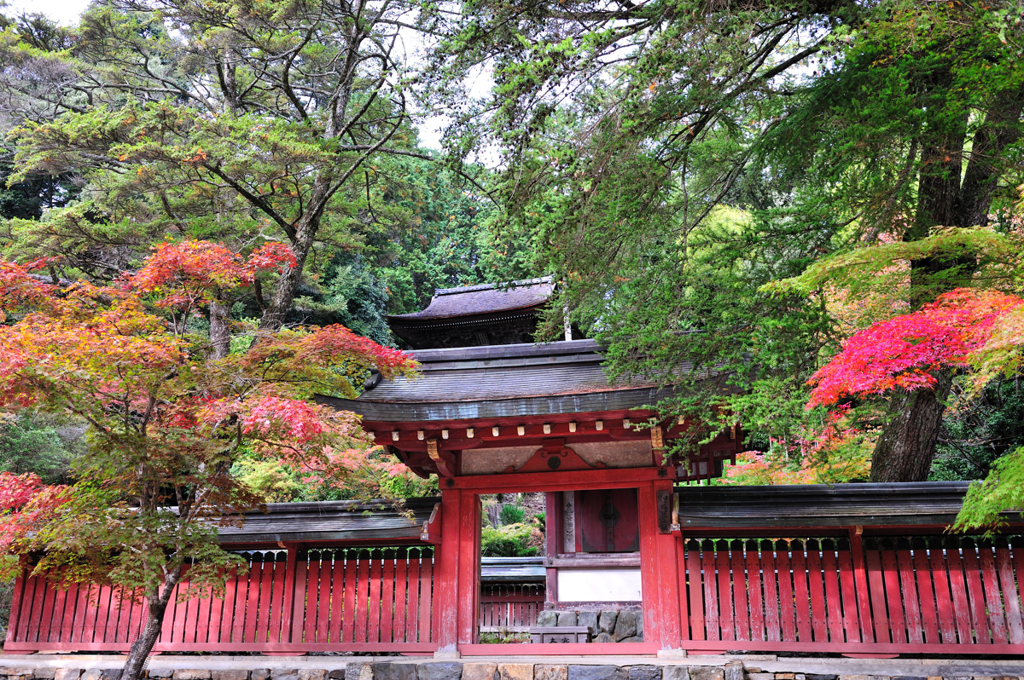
left=808, top=288, right=1024, bottom=407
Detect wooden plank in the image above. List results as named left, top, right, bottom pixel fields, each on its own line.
left=849, top=532, right=875, bottom=644
left=927, top=538, right=956, bottom=645
left=821, top=540, right=844, bottom=644
left=255, top=555, right=275, bottom=644
left=71, top=583, right=94, bottom=644
left=230, top=567, right=249, bottom=645
left=745, top=540, right=764, bottom=642
left=702, top=542, right=720, bottom=641
left=330, top=553, right=347, bottom=644
left=911, top=543, right=939, bottom=644
left=5, top=573, right=28, bottom=644
left=393, top=555, right=408, bottom=644
left=836, top=547, right=860, bottom=643
left=686, top=540, right=705, bottom=641
left=996, top=541, right=1024, bottom=645
left=128, top=588, right=146, bottom=646
left=243, top=559, right=264, bottom=644
left=381, top=552, right=396, bottom=644
left=716, top=541, right=733, bottom=640
left=760, top=540, right=780, bottom=643
left=962, top=540, right=991, bottom=644
left=880, top=545, right=906, bottom=644
left=805, top=541, right=828, bottom=643
left=864, top=545, right=889, bottom=644
left=979, top=541, right=1009, bottom=644
left=195, top=585, right=213, bottom=646
left=342, top=552, right=358, bottom=643
left=405, top=550, right=422, bottom=643
left=896, top=541, right=922, bottom=644
left=315, top=554, right=333, bottom=644
left=943, top=540, right=971, bottom=645
left=268, top=553, right=288, bottom=645
left=776, top=545, right=796, bottom=642
left=729, top=540, right=749, bottom=641
left=419, top=550, right=434, bottom=643
left=354, top=551, right=370, bottom=643
left=1014, top=537, right=1024, bottom=647
left=113, top=586, right=132, bottom=645
left=25, top=576, right=47, bottom=643
left=791, top=542, right=812, bottom=643
left=368, top=550, right=384, bottom=642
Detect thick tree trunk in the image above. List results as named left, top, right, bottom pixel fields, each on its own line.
left=209, top=301, right=231, bottom=360
left=117, top=575, right=177, bottom=680
left=869, top=370, right=953, bottom=482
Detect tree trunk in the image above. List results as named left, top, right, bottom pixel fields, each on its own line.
left=209, top=300, right=231, bottom=360
left=869, top=370, right=953, bottom=482
left=117, top=573, right=178, bottom=680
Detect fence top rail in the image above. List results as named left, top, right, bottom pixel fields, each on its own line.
left=217, top=496, right=439, bottom=546
left=676, top=481, right=1024, bottom=530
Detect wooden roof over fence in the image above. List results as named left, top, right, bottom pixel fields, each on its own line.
left=676, top=481, right=987, bottom=530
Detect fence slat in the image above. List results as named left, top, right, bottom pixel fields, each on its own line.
left=979, top=542, right=1008, bottom=643
left=805, top=541, right=827, bottom=643
left=760, top=541, right=780, bottom=643
left=896, top=542, right=922, bottom=644
left=702, top=542, right=720, bottom=641
left=791, top=544, right=812, bottom=643
left=836, top=547, right=860, bottom=643
left=381, top=553, right=395, bottom=644
left=730, top=541, right=749, bottom=641
left=745, top=541, right=764, bottom=643
left=776, top=547, right=796, bottom=642
left=996, top=542, right=1024, bottom=644
left=821, top=541, right=844, bottom=644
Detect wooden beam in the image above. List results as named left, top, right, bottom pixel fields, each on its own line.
left=450, top=466, right=670, bottom=493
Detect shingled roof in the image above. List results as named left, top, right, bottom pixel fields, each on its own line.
left=676, top=482, right=980, bottom=529
left=320, top=339, right=681, bottom=422
left=390, top=277, right=554, bottom=321
left=387, top=277, right=555, bottom=349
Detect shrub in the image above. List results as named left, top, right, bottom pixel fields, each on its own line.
left=499, top=503, right=526, bottom=526
left=481, top=522, right=539, bottom=556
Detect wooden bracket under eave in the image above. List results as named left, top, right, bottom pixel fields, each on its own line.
left=421, top=502, right=442, bottom=545
left=426, top=438, right=456, bottom=477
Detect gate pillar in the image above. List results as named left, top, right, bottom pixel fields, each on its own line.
left=638, top=479, right=683, bottom=651
left=432, top=487, right=481, bottom=657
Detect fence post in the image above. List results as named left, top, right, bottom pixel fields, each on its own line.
left=4, top=568, right=27, bottom=648
left=432, top=487, right=462, bottom=656
left=639, top=479, right=683, bottom=651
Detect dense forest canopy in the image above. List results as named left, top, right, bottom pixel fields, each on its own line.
left=1, top=1, right=1024, bottom=661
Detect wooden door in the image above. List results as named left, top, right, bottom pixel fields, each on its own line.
left=577, top=488, right=639, bottom=553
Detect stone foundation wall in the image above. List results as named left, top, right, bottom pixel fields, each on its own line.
left=0, top=661, right=1021, bottom=680
left=534, top=609, right=643, bottom=642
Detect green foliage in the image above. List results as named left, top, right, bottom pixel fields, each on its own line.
left=0, top=413, right=83, bottom=484
left=480, top=522, right=539, bottom=557
left=498, top=503, right=526, bottom=526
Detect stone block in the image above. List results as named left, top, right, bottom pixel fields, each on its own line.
left=461, top=664, right=497, bottom=680
left=418, top=664, right=462, bottom=680
left=174, top=672, right=212, bottom=680
left=299, top=672, right=327, bottom=680
left=80, top=670, right=104, bottom=680
left=55, top=669, right=82, bottom=680
left=345, top=665, right=371, bottom=680
left=274, top=673, right=299, bottom=680
left=34, top=670, right=57, bottom=679
left=627, top=665, right=661, bottom=680
left=689, top=668, right=724, bottom=680
left=724, top=663, right=744, bottom=680
left=497, top=664, right=533, bottom=680
left=635, top=612, right=643, bottom=639
left=577, top=612, right=599, bottom=634
left=535, top=666, right=567, bottom=680
left=556, top=611, right=577, bottom=627
left=212, top=671, right=249, bottom=680
left=749, top=675, right=775, bottom=680
left=372, top=665, right=417, bottom=680
left=599, top=611, right=618, bottom=634
left=251, top=671, right=271, bottom=680
left=327, top=672, right=345, bottom=680
left=536, top=611, right=558, bottom=627
left=662, top=667, right=689, bottom=680
left=150, top=671, right=174, bottom=679
left=613, top=611, right=637, bottom=641
left=805, top=676, right=837, bottom=680
left=594, top=632, right=614, bottom=643
left=4, top=671, right=34, bottom=680
left=620, top=636, right=644, bottom=643
left=567, top=667, right=627, bottom=680
left=777, top=675, right=796, bottom=680
left=101, top=671, right=121, bottom=680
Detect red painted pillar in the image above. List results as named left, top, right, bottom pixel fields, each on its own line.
left=457, top=492, right=481, bottom=646
left=639, top=479, right=683, bottom=651
left=544, top=492, right=562, bottom=606
left=432, top=488, right=462, bottom=656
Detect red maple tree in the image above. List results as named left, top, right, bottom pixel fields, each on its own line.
left=0, top=245, right=415, bottom=679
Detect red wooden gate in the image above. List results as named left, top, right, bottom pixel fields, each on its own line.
left=479, top=584, right=544, bottom=632
left=680, top=535, right=1024, bottom=655
left=4, top=546, right=435, bottom=654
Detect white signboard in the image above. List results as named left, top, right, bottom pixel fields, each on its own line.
left=557, top=568, right=642, bottom=602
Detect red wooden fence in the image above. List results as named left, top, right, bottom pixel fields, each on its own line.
left=479, top=584, right=544, bottom=632
left=680, top=535, right=1024, bottom=655
left=5, top=546, right=435, bottom=654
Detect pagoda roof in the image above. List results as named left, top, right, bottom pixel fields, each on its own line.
left=319, top=339, right=683, bottom=423
left=389, top=277, right=553, bottom=322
